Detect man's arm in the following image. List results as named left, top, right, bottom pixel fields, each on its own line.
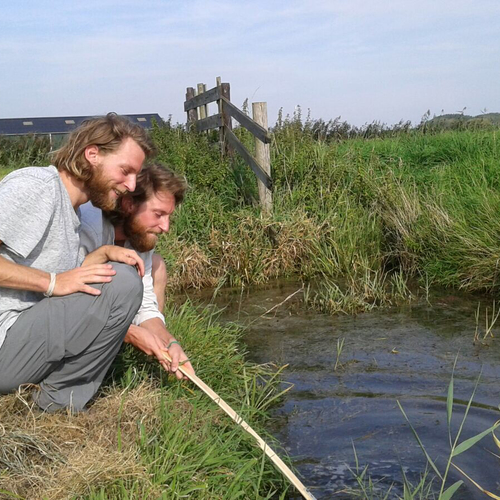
left=128, top=251, right=195, bottom=378
left=0, top=174, right=118, bottom=296
left=0, top=243, right=117, bottom=296
left=0, top=251, right=51, bottom=292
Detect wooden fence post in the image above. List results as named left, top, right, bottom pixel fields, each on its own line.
left=185, top=87, right=197, bottom=128
left=185, top=79, right=272, bottom=203
left=221, top=83, right=232, bottom=132
left=220, top=82, right=233, bottom=156
left=252, top=102, right=272, bottom=214
left=197, top=83, right=208, bottom=120
left=216, top=77, right=224, bottom=154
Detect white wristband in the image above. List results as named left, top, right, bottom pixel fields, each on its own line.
left=44, top=272, right=57, bottom=298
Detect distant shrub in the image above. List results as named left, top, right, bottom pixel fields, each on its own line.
left=0, top=135, right=51, bottom=168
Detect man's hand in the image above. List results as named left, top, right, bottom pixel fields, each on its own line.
left=53, top=264, right=117, bottom=296
left=165, top=341, right=195, bottom=380
left=125, top=324, right=194, bottom=380
left=83, top=245, right=145, bottom=277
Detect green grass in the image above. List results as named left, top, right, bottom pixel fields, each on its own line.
left=0, top=135, right=51, bottom=174
left=2, top=118, right=500, bottom=497
left=3, top=121, right=500, bottom=310
left=151, top=122, right=500, bottom=313
left=97, top=300, right=293, bottom=498
left=0, top=300, right=291, bottom=499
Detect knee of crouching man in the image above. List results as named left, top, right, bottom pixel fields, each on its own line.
left=107, top=262, right=144, bottom=306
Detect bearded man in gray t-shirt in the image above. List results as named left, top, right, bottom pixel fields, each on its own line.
left=0, top=113, right=154, bottom=412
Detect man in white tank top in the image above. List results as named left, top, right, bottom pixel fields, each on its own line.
left=80, top=163, right=194, bottom=379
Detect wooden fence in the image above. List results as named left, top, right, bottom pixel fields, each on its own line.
left=184, top=77, right=272, bottom=213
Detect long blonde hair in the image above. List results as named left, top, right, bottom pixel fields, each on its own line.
left=52, top=113, right=155, bottom=181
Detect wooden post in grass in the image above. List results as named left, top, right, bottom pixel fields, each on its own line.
left=220, top=82, right=233, bottom=157
left=216, top=77, right=224, bottom=154
left=221, top=83, right=232, bottom=131
left=252, top=102, right=273, bottom=214
left=197, top=83, right=208, bottom=121
left=185, top=87, right=197, bottom=128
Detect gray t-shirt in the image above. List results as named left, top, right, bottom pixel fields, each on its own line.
left=0, top=166, right=81, bottom=349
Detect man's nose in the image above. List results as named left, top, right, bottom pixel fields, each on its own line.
left=159, top=217, right=170, bottom=233
left=124, top=174, right=136, bottom=192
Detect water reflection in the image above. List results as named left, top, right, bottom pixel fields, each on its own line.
left=190, top=283, right=500, bottom=499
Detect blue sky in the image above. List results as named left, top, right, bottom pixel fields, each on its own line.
left=1, top=0, right=499, bottom=126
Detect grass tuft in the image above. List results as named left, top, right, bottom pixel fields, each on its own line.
left=0, top=301, right=290, bottom=499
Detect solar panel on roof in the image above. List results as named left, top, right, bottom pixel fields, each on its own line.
left=0, top=114, right=163, bottom=136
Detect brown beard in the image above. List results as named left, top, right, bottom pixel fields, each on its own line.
left=122, top=214, right=158, bottom=253
left=86, top=166, right=117, bottom=212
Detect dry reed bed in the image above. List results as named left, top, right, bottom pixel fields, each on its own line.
left=0, top=382, right=171, bottom=499
left=163, top=214, right=318, bottom=291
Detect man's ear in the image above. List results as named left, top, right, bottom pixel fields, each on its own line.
left=121, top=195, right=134, bottom=214
left=84, top=145, right=99, bottom=167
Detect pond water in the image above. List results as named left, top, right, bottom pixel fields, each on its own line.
left=194, top=282, right=500, bottom=499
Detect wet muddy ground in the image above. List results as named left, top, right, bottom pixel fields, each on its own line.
left=191, top=282, right=500, bottom=499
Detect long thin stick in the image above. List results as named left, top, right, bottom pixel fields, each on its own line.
left=163, top=352, right=317, bottom=500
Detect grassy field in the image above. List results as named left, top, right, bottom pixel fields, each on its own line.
left=0, top=301, right=290, bottom=499
left=148, top=119, right=500, bottom=312
left=2, top=119, right=500, bottom=303
left=1, top=118, right=500, bottom=498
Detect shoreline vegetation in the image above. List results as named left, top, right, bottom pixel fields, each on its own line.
left=153, top=113, right=500, bottom=313
left=1, top=112, right=500, bottom=497
left=2, top=112, right=500, bottom=306
left=0, top=302, right=291, bottom=498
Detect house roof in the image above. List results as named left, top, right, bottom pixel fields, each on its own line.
left=0, top=114, right=163, bottom=136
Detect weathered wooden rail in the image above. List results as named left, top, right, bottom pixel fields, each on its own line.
left=184, top=77, right=272, bottom=213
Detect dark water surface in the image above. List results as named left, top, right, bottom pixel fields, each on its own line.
left=193, top=283, right=500, bottom=499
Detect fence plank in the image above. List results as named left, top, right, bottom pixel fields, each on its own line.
left=184, top=86, right=221, bottom=111
left=224, top=126, right=273, bottom=190
left=196, top=113, right=223, bottom=132
left=221, top=96, right=271, bottom=144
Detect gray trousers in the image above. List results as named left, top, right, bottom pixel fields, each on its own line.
left=0, top=263, right=142, bottom=412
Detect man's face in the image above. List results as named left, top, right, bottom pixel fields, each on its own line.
left=123, top=190, right=176, bottom=252
left=86, top=137, right=145, bottom=211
